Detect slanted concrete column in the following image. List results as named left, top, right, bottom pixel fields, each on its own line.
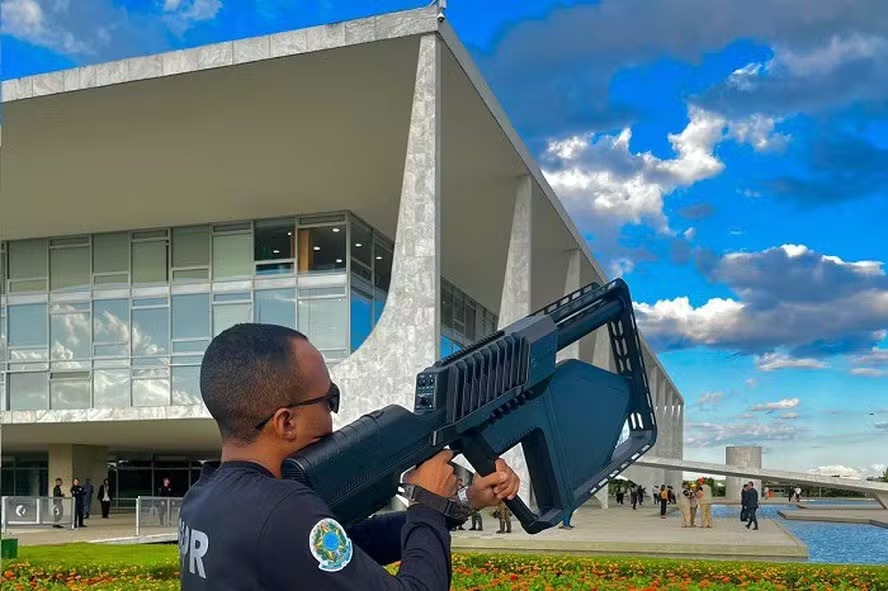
left=726, top=446, right=762, bottom=503
left=497, top=175, right=534, bottom=504
left=556, top=249, right=581, bottom=364
left=330, top=34, right=441, bottom=423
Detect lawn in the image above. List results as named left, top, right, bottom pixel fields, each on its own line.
left=3, top=543, right=887, bottom=590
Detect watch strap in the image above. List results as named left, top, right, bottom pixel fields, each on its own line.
left=401, top=483, right=472, bottom=522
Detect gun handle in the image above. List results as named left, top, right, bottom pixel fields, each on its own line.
left=466, top=454, right=538, bottom=527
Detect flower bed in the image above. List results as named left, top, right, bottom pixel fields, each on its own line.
left=4, top=545, right=887, bottom=590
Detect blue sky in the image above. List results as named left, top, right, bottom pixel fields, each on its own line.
left=3, top=0, right=887, bottom=478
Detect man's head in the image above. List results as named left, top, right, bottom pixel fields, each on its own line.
left=201, top=323, right=336, bottom=459
left=55, top=478, right=62, bottom=485
left=749, top=481, right=755, bottom=488
left=86, top=478, right=91, bottom=484
left=163, top=477, right=171, bottom=486
left=73, top=478, right=80, bottom=486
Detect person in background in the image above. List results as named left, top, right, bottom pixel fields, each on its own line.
left=697, top=478, right=713, bottom=528
left=667, top=485, right=676, bottom=504
left=495, top=500, right=512, bottom=534
left=98, top=479, right=113, bottom=519
left=630, top=485, right=638, bottom=510
left=794, top=486, right=802, bottom=503
left=740, top=483, right=750, bottom=523
left=83, top=478, right=95, bottom=520
left=658, top=484, right=668, bottom=519
left=52, top=478, right=65, bottom=529
left=688, top=483, right=698, bottom=527
left=745, top=481, right=760, bottom=530
left=70, top=478, right=86, bottom=528
left=559, top=508, right=575, bottom=530
left=158, top=476, right=174, bottom=526
left=677, top=483, right=691, bottom=527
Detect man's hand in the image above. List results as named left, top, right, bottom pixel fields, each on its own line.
left=404, top=450, right=458, bottom=498
left=466, top=459, right=520, bottom=510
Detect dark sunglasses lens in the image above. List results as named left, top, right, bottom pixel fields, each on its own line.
left=329, top=384, right=340, bottom=413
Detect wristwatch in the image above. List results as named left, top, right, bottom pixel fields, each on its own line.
left=401, top=483, right=472, bottom=522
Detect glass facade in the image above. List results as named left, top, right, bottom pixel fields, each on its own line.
left=440, top=279, right=499, bottom=356
left=0, top=213, right=394, bottom=411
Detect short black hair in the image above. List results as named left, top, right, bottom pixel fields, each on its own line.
left=200, top=323, right=308, bottom=444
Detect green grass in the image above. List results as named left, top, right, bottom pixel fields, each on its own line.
left=4, top=543, right=888, bottom=590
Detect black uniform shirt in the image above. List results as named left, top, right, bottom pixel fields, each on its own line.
left=179, top=461, right=451, bottom=591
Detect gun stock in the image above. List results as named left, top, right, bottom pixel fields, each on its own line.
left=282, top=278, right=657, bottom=533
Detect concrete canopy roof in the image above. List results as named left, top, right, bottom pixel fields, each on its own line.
left=0, top=6, right=682, bottom=403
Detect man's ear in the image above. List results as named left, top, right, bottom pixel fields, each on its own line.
left=273, top=408, right=299, bottom=440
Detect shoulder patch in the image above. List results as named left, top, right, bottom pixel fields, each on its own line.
left=308, top=517, right=353, bottom=572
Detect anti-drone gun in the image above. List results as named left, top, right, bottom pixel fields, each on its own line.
left=282, top=278, right=656, bottom=534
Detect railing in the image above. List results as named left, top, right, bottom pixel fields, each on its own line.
left=1, top=496, right=75, bottom=532
left=135, top=496, right=184, bottom=536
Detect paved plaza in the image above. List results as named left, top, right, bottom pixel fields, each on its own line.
left=5, top=503, right=808, bottom=561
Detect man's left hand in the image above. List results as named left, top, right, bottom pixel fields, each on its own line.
left=466, top=459, right=520, bottom=510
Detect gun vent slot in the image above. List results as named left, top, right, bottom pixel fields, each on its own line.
left=445, top=335, right=528, bottom=421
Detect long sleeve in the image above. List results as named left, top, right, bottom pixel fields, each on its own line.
left=348, top=512, right=407, bottom=566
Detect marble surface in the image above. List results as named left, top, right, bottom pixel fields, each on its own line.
left=1, top=7, right=440, bottom=103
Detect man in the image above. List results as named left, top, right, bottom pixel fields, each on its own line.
left=745, top=481, right=760, bottom=530
left=98, top=479, right=113, bottom=519
left=740, top=483, right=750, bottom=523
left=158, top=477, right=174, bottom=526
left=52, top=478, right=64, bottom=529
left=496, top=500, right=512, bottom=534
left=83, top=478, right=95, bottom=520
left=179, top=324, right=520, bottom=590
left=70, top=478, right=86, bottom=528
left=697, top=479, right=713, bottom=528
left=676, top=483, right=691, bottom=528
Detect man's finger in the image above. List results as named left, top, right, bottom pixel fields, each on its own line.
left=432, top=449, right=455, bottom=464
left=475, top=469, right=509, bottom=489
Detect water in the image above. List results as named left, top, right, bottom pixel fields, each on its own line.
left=710, top=504, right=888, bottom=565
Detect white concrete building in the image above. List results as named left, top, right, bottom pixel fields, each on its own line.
left=0, top=7, right=684, bottom=505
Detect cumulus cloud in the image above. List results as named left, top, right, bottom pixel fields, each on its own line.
left=755, top=352, right=828, bottom=372
left=0, top=0, right=101, bottom=54
left=634, top=244, right=888, bottom=357
left=750, top=398, right=800, bottom=412
left=851, top=368, right=888, bottom=377
left=684, top=420, right=804, bottom=448
left=163, top=0, right=223, bottom=34
left=780, top=412, right=800, bottom=420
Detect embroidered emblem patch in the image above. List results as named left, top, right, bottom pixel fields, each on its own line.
left=309, top=518, right=353, bottom=572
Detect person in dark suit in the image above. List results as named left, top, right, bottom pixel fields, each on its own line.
left=740, top=483, right=749, bottom=522
left=70, top=478, right=86, bottom=528
left=52, top=478, right=65, bottom=529
left=745, top=481, right=759, bottom=530
left=98, top=479, right=113, bottom=519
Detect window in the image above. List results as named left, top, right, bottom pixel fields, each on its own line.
left=298, top=295, right=346, bottom=353
left=254, top=219, right=295, bottom=276
left=9, top=372, right=48, bottom=410
left=373, top=238, right=392, bottom=293
left=94, top=370, right=130, bottom=408
left=9, top=303, right=47, bottom=361
left=214, top=303, right=252, bottom=337
left=255, top=289, right=296, bottom=328
left=8, top=239, right=48, bottom=292
left=132, top=240, right=168, bottom=284
left=50, top=305, right=91, bottom=363
left=350, top=283, right=373, bottom=352
left=350, top=219, right=373, bottom=268
left=172, top=226, right=210, bottom=282
left=50, top=240, right=90, bottom=291
left=172, top=294, right=210, bottom=340
left=50, top=377, right=91, bottom=409
left=133, top=307, right=170, bottom=357
left=465, top=301, right=477, bottom=342
left=172, top=366, right=202, bottom=405
left=297, top=225, right=346, bottom=272
left=93, top=299, right=130, bottom=354
left=213, top=230, right=252, bottom=279
left=93, top=232, right=129, bottom=285
left=133, top=376, right=170, bottom=406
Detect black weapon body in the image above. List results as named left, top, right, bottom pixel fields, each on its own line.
left=282, top=278, right=657, bottom=533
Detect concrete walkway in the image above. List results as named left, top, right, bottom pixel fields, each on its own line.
left=452, top=504, right=807, bottom=561
left=6, top=504, right=808, bottom=562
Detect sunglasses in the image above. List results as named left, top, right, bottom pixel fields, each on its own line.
left=254, top=382, right=340, bottom=430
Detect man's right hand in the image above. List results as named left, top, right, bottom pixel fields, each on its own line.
left=405, top=450, right=458, bottom=498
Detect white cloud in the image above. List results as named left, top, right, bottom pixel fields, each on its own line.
left=683, top=227, right=697, bottom=240
left=162, top=0, right=222, bottom=33
left=775, top=33, right=888, bottom=78
left=853, top=347, right=888, bottom=366
left=875, top=422, right=888, bottom=430
left=684, top=420, right=804, bottom=448
left=806, top=464, right=886, bottom=479
left=696, top=391, right=724, bottom=408
left=780, top=412, right=800, bottom=420
left=0, top=0, right=95, bottom=54
left=755, top=352, right=828, bottom=372
left=851, top=367, right=888, bottom=377
left=727, top=114, right=790, bottom=152
left=634, top=244, right=888, bottom=357
left=745, top=378, right=757, bottom=388
left=750, top=398, right=800, bottom=412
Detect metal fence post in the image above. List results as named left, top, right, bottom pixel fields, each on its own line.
left=1, top=496, right=7, bottom=534
left=135, top=496, right=141, bottom=537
